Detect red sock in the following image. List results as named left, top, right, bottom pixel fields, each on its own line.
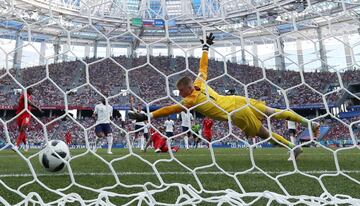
left=16, top=131, right=25, bottom=147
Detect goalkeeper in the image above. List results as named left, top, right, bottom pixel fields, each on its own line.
left=129, top=33, right=319, bottom=160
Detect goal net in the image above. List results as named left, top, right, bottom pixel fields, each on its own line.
left=1, top=0, right=360, bottom=205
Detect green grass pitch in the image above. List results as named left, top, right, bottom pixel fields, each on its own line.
left=0, top=147, right=360, bottom=205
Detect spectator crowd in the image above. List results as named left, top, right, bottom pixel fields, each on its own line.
left=1, top=54, right=360, bottom=148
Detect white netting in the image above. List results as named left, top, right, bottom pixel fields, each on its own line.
left=1, top=0, right=360, bottom=205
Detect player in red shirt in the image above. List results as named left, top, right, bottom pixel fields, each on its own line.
left=144, top=128, right=179, bottom=153
left=202, top=117, right=214, bottom=148
left=65, top=131, right=72, bottom=145
left=14, top=88, right=43, bottom=151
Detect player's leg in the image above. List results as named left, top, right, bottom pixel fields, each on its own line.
left=192, top=133, right=198, bottom=148
left=23, top=133, right=28, bottom=152
left=65, top=136, right=69, bottom=145
left=246, top=98, right=302, bottom=124
left=104, top=124, right=113, bottom=154
left=133, top=125, right=139, bottom=147
left=15, top=116, right=30, bottom=151
left=263, top=106, right=320, bottom=136
left=171, top=146, right=180, bottom=152
left=257, top=125, right=303, bottom=159
left=247, top=97, right=319, bottom=137
left=206, top=135, right=211, bottom=148
left=154, top=147, right=161, bottom=153
left=236, top=107, right=295, bottom=150
left=204, top=133, right=212, bottom=148
left=183, top=127, right=189, bottom=149
left=15, top=126, right=24, bottom=149
left=144, top=132, right=149, bottom=142
left=134, top=125, right=144, bottom=149
left=289, top=129, right=297, bottom=145
left=264, top=106, right=305, bottom=124
left=94, top=124, right=105, bottom=152
left=140, top=133, right=147, bottom=151
left=252, top=137, right=257, bottom=148
left=15, top=127, right=25, bottom=150
left=184, top=135, right=189, bottom=149
left=159, top=138, right=171, bottom=152
left=154, top=138, right=166, bottom=153
left=106, top=133, right=113, bottom=154
left=93, top=136, right=100, bottom=152
left=133, top=131, right=139, bottom=148
left=184, top=130, right=191, bottom=149
left=160, top=145, right=169, bottom=152
left=134, top=132, right=138, bottom=142
left=257, top=126, right=294, bottom=147
left=166, top=132, right=174, bottom=147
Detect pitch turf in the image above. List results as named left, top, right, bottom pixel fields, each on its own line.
left=0, top=147, right=360, bottom=205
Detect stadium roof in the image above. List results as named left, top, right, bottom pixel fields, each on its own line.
left=0, top=0, right=359, bottom=45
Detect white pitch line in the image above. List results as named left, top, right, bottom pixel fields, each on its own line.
left=2, top=152, right=359, bottom=158
left=1, top=170, right=360, bottom=178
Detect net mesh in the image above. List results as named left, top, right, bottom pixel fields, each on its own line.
left=1, top=0, right=360, bottom=205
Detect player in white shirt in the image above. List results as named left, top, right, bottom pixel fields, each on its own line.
left=164, top=118, right=175, bottom=137
left=180, top=111, right=193, bottom=149
left=93, top=98, right=113, bottom=154
left=130, top=97, right=148, bottom=149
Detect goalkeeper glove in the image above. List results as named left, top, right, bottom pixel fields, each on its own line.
left=128, top=111, right=148, bottom=122
left=200, top=33, right=215, bottom=51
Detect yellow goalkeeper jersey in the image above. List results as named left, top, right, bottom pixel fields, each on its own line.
left=151, top=51, right=267, bottom=136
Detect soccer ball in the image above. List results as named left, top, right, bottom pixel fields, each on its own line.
left=39, top=140, right=70, bottom=172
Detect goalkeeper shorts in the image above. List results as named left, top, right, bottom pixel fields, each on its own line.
left=231, top=96, right=267, bottom=137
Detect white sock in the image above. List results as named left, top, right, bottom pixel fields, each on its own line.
left=184, top=136, right=189, bottom=149
left=140, top=137, right=145, bottom=150
left=107, top=134, right=113, bottom=153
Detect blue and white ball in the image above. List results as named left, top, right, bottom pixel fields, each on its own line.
left=39, top=140, right=70, bottom=172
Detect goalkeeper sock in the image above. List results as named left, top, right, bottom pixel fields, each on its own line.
left=107, top=134, right=113, bottom=153
left=274, top=109, right=307, bottom=126
left=184, top=136, right=189, bottom=149
left=272, top=132, right=295, bottom=148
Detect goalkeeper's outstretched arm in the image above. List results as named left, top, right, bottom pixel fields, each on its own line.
left=194, top=33, right=214, bottom=87
left=128, top=104, right=185, bottom=122
left=128, top=33, right=214, bottom=122
left=127, top=49, right=206, bottom=120
left=192, top=51, right=209, bottom=88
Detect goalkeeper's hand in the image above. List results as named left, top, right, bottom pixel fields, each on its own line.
left=200, top=33, right=215, bottom=51
left=128, top=111, right=148, bottom=122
